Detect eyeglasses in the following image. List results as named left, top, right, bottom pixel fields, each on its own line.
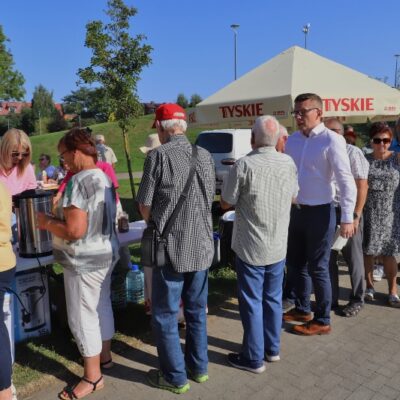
left=11, top=151, right=30, bottom=159
left=58, top=149, right=69, bottom=159
left=39, top=158, right=46, bottom=162
left=372, top=137, right=391, bottom=144
left=291, top=108, right=319, bottom=117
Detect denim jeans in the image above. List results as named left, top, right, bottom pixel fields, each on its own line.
left=236, top=257, right=285, bottom=365
left=0, top=267, right=16, bottom=390
left=151, top=265, right=208, bottom=386
left=287, top=204, right=336, bottom=325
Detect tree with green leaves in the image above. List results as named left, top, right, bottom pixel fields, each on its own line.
left=31, top=84, right=60, bottom=134
left=78, top=0, right=152, bottom=202
left=189, top=93, right=202, bottom=107
left=176, top=93, right=189, bottom=109
left=0, top=25, right=25, bottom=100
left=62, top=86, right=110, bottom=122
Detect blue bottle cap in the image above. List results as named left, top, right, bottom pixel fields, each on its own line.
left=132, top=264, right=139, bottom=271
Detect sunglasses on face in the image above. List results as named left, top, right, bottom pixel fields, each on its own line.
left=11, top=151, right=30, bottom=159
left=372, top=137, right=391, bottom=144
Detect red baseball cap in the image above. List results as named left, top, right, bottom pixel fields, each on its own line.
left=152, top=103, right=186, bottom=128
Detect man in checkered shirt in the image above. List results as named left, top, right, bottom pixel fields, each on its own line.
left=325, top=118, right=369, bottom=317
left=221, top=115, right=298, bottom=373
left=137, top=103, right=215, bottom=394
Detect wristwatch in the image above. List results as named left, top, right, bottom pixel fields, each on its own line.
left=353, top=212, right=359, bottom=220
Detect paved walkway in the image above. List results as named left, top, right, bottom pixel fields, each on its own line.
left=23, top=266, right=400, bottom=400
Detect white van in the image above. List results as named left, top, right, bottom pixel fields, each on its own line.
left=196, top=129, right=252, bottom=193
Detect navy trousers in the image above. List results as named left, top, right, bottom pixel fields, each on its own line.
left=286, top=204, right=336, bottom=325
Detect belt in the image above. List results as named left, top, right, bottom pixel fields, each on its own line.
left=294, top=203, right=331, bottom=210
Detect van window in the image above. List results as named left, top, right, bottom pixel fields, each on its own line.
left=196, top=132, right=233, bottom=153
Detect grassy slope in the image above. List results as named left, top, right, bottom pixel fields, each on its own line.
left=29, top=113, right=208, bottom=174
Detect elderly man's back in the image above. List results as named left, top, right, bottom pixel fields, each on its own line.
left=227, top=148, right=297, bottom=266
left=221, top=115, right=298, bottom=373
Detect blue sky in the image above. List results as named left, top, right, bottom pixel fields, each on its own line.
left=2, top=0, right=400, bottom=103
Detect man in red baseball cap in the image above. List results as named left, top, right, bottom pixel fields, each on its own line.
left=343, top=125, right=357, bottom=146
left=138, top=102, right=215, bottom=393
left=152, top=103, right=186, bottom=129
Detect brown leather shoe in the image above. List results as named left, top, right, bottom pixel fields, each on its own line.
left=283, top=308, right=312, bottom=322
left=292, top=321, right=331, bottom=336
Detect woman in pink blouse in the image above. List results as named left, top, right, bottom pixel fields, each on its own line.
left=0, top=129, right=37, bottom=196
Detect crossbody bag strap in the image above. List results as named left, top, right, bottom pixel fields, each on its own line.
left=160, top=145, right=198, bottom=239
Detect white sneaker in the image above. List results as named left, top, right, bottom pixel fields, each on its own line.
left=265, top=354, right=280, bottom=362
left=373, top=265, right=384, bottom=282
left=365, top=288, right=375, bottom=301
left=388, top=294, right=400, bottom=308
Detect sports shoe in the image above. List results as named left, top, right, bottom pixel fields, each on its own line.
left=187, top=368, right=209, bottom=383
left=341, top=302, right=363, bottom=317
left=365, top=288, right=375, bottom=301
left=282, top=298, right=295, bottom=312
left=147, top=369, right=190, bottom=394
left=265, top=354, right=280, bottom=362
left=373, top=265, right=384, bottom=282
left=388, top=294, right=400, bottom=308
left=227, top=353, right=266, bottom=374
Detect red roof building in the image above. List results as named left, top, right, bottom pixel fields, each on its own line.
left=0, top=101, right=64, bottom=116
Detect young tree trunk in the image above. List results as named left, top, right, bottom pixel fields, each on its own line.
left=121, top=126, right=139, bottom=219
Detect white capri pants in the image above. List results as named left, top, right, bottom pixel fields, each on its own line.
left=63, top=266, right=115, bottom=357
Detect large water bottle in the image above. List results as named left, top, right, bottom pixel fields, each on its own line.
left=126, top=263, right=144, bottom=304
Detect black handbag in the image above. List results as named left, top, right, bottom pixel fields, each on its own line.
left=140, top=145, right=198, bottom=268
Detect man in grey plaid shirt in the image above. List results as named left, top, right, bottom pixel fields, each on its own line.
left=137, top=103, right=215, bottom=394
left=221, top=115, right=298, bottom=373
left=325, top=118, right=369, bottom=317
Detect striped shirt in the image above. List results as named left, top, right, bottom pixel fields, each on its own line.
left=334, top=144, right=369, bottom=203
left=222, top=147, right=299, bottom=266
left=137, top=135, right=215, bottom=273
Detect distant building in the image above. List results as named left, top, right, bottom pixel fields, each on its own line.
left=143, top=102, right=162, bottom=115
left=0, top=101, right=31, bottom=116
left=0, top=101, right=64, bottom=116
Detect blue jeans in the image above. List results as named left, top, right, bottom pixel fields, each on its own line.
left=236, top=257, right=285, bottom=365
left=286, top=204, right=336, bottom=325
left=151, top=265, right=208, bottom=386
left=0, top=267, right=15, bottom=391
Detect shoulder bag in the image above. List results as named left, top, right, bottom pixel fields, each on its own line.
left=140, top=145, right=198, bottom=268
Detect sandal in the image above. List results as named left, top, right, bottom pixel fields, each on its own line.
left=58, top=376, right=104, bottom=400
left=341, top=302, right=363, bottom=317
left=100, top=359, right=114, bottom=369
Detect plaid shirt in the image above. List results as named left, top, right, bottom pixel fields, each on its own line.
left=334, top=144, right=369, bottom=204
left=222, top=147, right=299, bottom=266
left=137, top=135, right=215, bottom=273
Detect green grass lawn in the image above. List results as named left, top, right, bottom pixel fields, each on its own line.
left=29, top=113, right=210, bottom=175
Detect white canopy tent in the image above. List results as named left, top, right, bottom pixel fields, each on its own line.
left=191, top=46, right=400, bottom=130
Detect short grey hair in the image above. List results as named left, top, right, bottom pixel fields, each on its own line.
left=160, top=119, right=187, bottom=133
left=279, top=125, right=288, bottom=138
left=252, top=115, right=280, bottom=147
left=324, top=117, right=344, bottom=135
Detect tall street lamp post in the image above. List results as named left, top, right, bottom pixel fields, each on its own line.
left=395, top=54, right=400, bottom=88
left=230, top=24, right=240, bottom=80
left=302, top=23, right=310, bottom=49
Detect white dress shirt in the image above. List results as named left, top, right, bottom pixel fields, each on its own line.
left=286, top=123, right=356, bottom=223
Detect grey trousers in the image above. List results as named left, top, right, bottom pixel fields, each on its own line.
left=329, top=215, right=366, bottom=305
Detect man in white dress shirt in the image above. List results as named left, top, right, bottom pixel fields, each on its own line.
left=283, top=93, right=356, bottom=335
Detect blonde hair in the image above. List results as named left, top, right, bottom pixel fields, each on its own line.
left=0, top=129, right=32, bottom=177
